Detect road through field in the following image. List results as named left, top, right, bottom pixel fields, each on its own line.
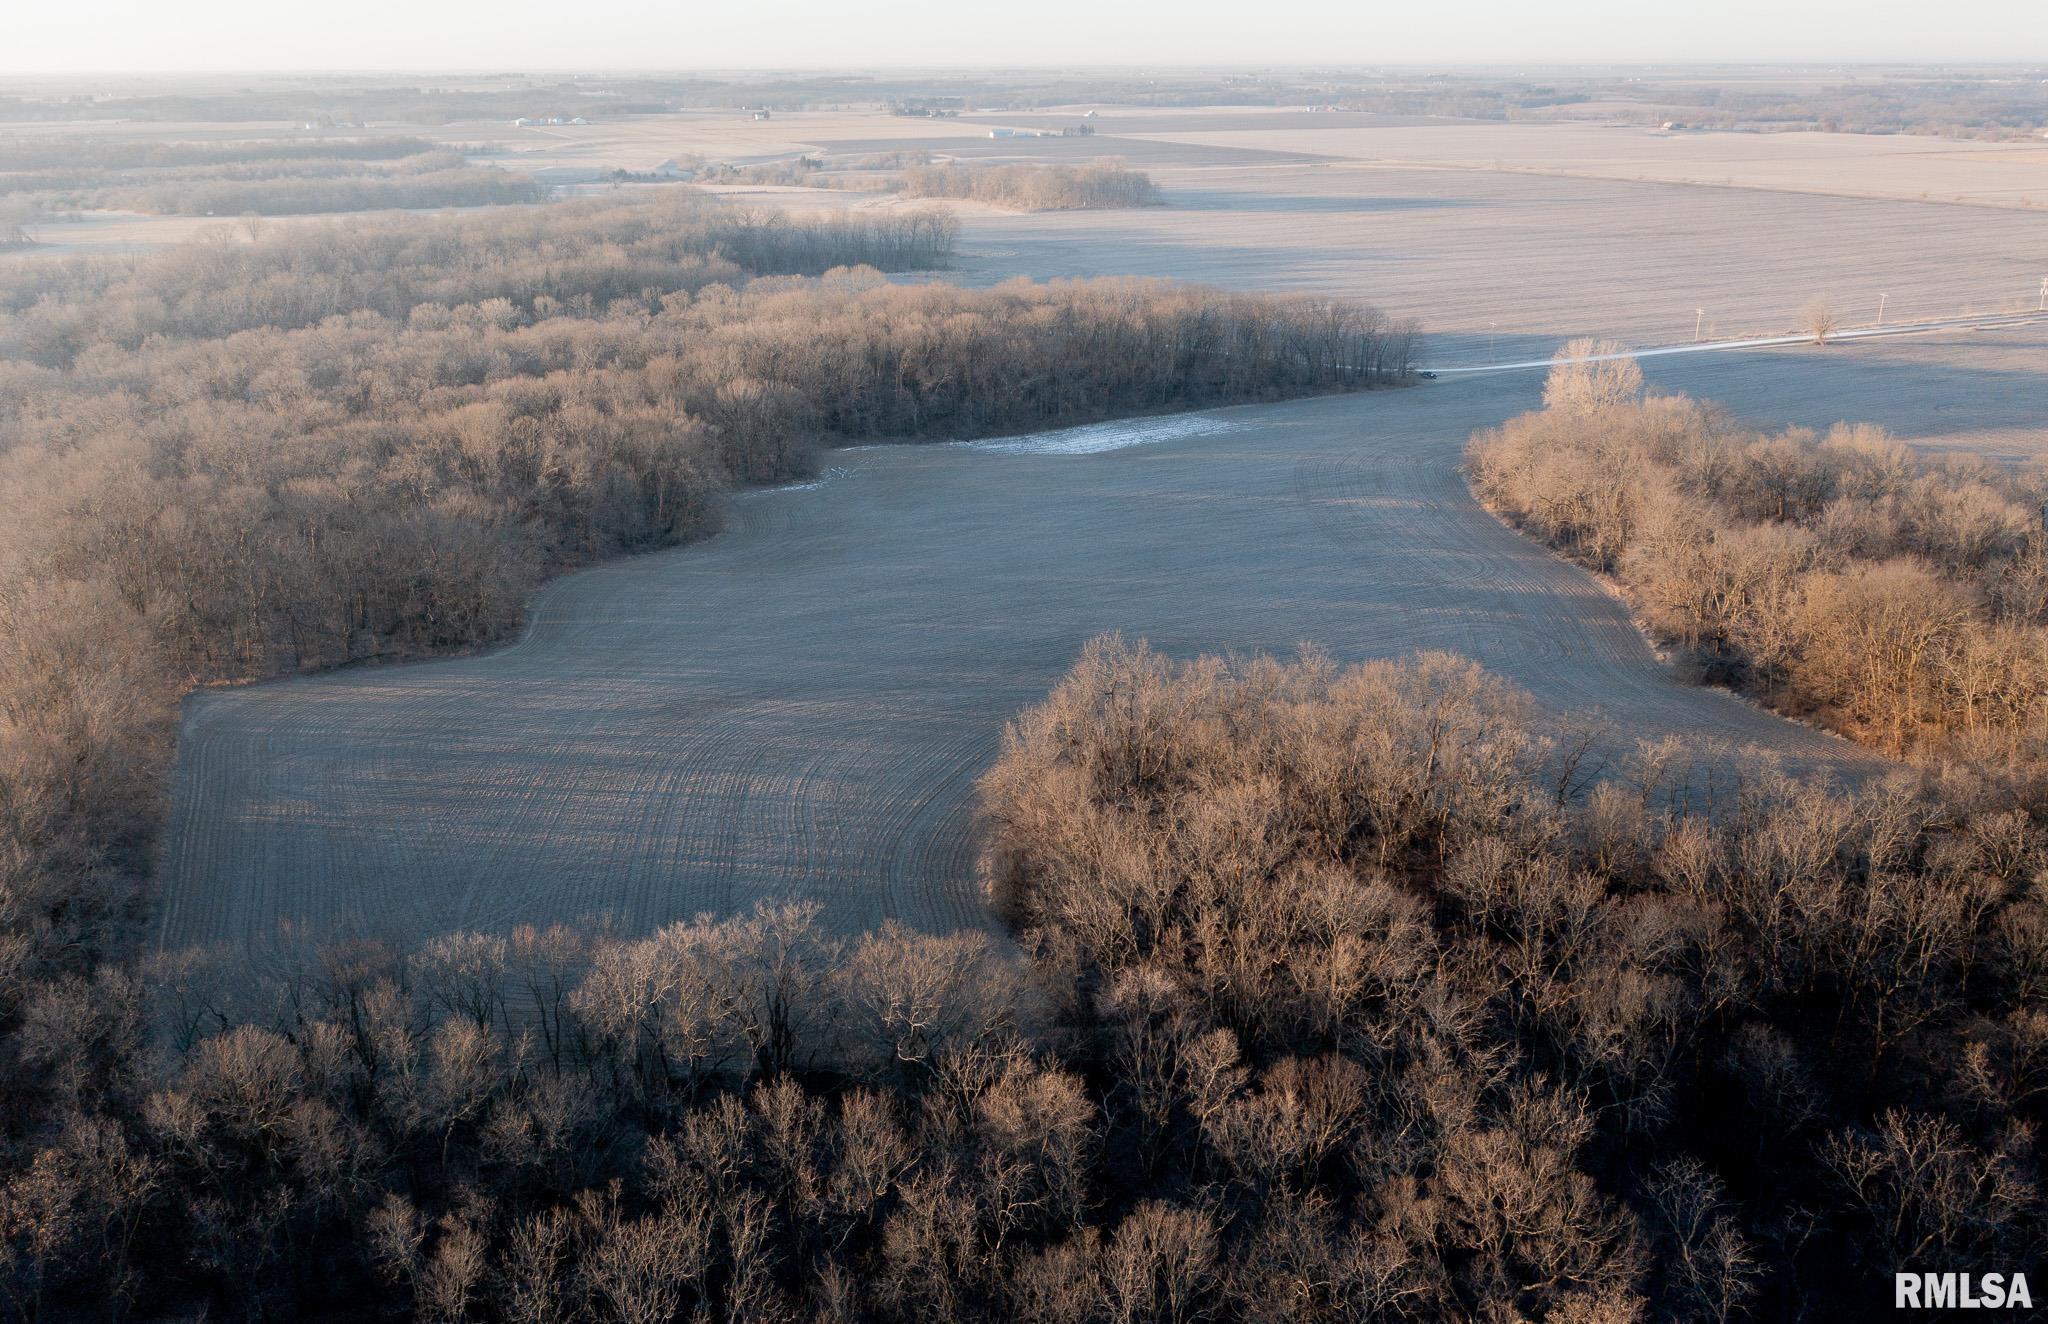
left=158, top=351, right=1906, bottom=960
left=1422, top=311, right=2048, bottom=374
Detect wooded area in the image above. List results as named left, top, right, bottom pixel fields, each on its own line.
left=0, top=191, right=1418, bottom=1320
left=3, top=639, right=2038, bottom=1318
left=978, top=637, right=2045, bottom=1320
left=682, top=158, right=1162, bottom=211
left=1469, top=343, right=2048, bottom=767
left=0, top=135, right=438, bottom=172
left=894, top=162, right=1161, bottom=210
left=0, top=141, right=541, bottom=218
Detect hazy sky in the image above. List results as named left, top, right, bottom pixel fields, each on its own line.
left=8, top=0, right=2047, bottom=73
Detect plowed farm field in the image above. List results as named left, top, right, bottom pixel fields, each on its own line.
left=155, top=120, right=2048, bottom=957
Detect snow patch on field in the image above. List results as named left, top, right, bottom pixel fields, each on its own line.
left=960, top=414, right=1244, bottom=456
left=753, top=464, right=864, bottom=495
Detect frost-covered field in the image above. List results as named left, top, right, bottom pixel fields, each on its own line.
left=943, top=161, right=2048, bottom=360
left=157, top=112, right=2048, bottom=956
left=160, top=360, right=1913, bottom=959
left=1121, top=121, right=2048, bottom=208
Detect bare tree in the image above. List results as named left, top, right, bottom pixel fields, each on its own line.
left=1541, top=338, right=1644, bottom=414
left=1803, top=298, right=1839, bottom=345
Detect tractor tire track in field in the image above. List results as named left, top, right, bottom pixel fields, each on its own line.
left=159, top=365, right=1892, bottom=960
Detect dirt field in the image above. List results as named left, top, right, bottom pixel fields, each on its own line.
left=1115, top=120, right=2048, bottom=208
left=936, top=161, right=2048, bottom=351
left=0, top=210, right=232, bottom=259
left=478, top=107, right=2048, bottom=205
left=148, top=110, right=2048, bottom=956
left=439, top=110, right=999, bottom=178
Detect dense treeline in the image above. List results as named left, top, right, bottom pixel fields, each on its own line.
left=677, top=157, right=1158, bottom=212
left=0, top=144, right=540, bottom=217
left=0, top=156, right=435, bottom=201
left=1469, top=343, right=2048, bottom=764
left=0, top=196, right=1415, bottom=1292
left=0, top=193, right=957, bottom=357
left=0, top=135, right=436, bottom=171
left=894, top=162, right=1161, bottom=211
left=979, top=638, right=2046, bottom=1318
left=1614, top=81, right=2048, bottom=142
left=0, top=83, right=672, bottom=126
left=2, top=640, right=2039, bottom=1318
left=101, top=164, right=544, bottom=217
left=4, top=269, right=1412, bottom=680
left=681, top=152, right=930, bottom=189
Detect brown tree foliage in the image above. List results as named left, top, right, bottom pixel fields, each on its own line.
left=0, top=193, right=1429, bottom=1319
left=0, top=142, right=544, bottom=217
left=1468, top=363, right=2048, bottom=762
left=0, top=640, right=2042, bottom=1318
left=977, top=637, right=2045, bottom=1321
left=0, top=192, right=1411, bottom=1013
left=894, top=162, right=1162, bottom=210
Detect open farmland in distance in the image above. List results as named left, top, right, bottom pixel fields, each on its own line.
left=934, top=163, right=2048, bottom=352
left=462, top=105, right=2048, bottom=352
left=1118, top=118, right=2048, bottom=207
left=442, top=105, right=2048, bottom=205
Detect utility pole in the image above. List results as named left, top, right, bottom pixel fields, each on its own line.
left=2039, top=277, right=2047, bottom=312
left=1488, top=321, right=1499, bottom=362
left=1877, top=292, right=1887, bottom=326
left=1694, top=308, right=1705, bottom=341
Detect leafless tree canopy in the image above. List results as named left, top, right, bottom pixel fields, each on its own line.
left=0, top=140, right=543, bottom=219
left=1, top=637, right=2039, bottom=1317
left=1470, top=361, right=2048, bottom=763
left=893, top=161, right=1162, bottom=210
left=974, top=636, right=2044, bottom=1321
left=0, top=191, right=1435, bottom=1318
left=1541, top=338, right=1646, bottom=414
left=0, top=192, right=1411, bottom=1002
left=1803, top=299, right=1840, bottom=345
left=686, top=157, right=1162, bottom=211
